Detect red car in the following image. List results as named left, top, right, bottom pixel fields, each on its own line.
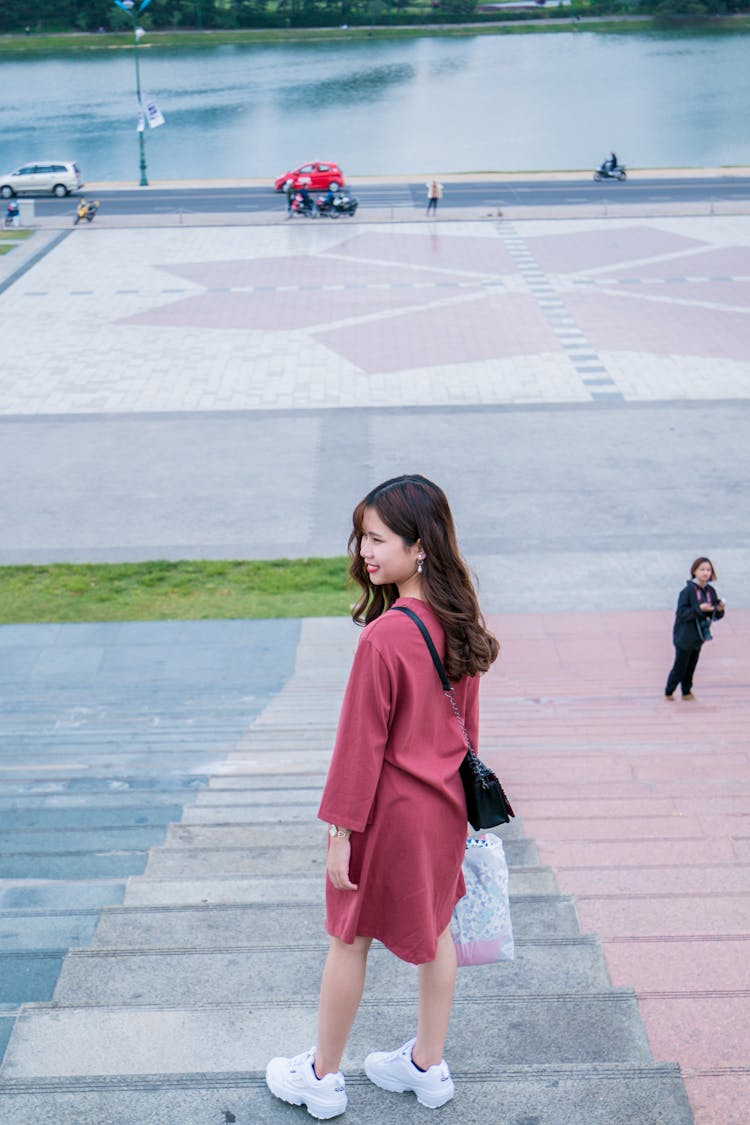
left=274, top=162, right=345, bottom=193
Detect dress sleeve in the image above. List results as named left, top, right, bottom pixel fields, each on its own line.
left=463, top=675, right=480, bottom=753
left=318, top=635, right=392, bottom=833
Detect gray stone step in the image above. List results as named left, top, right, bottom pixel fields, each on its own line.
left=0, top=793, right=198, bottom=810
left=0, top=776, right=208, bottom=796
left=92, top=895, right=573, bottom=950
left=166, top=819, right=524, bottom=843
left=0, top=992, right=655, bottom=1078
left=0, top=953, right=63, bottom=1004
left=0, top=880, right=124, bottom=911
left=0, top=851, right=148, bottom=881
left=0, top=1015, right=12, bottom=1061
left=207, top=773, right=329, bottom=790
left=0, top=910, right=100, bottom=951
left=53, top=937, right=610, bottom=1005
left=0, top=1065, right=696, bottom=1125
left=142, top=837, right=538, bottom=878
left=103, top=896, right=578, bottom=943
left=0, top=806, right=184, bottom=829
left=0, top=827, right=173, bottom=855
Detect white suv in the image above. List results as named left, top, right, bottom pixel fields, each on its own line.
left=0, top=161, right=84, bottom=198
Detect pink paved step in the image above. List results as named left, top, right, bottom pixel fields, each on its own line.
left=484, top=608, right=750, bottom=1125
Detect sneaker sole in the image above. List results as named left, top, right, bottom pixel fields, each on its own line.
left=265, top=1074, right=346, bottom=1120
left=364, top=1063, right=454, bottom=1109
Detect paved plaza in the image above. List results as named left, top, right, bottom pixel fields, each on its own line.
left=1, top=212, right=749, bottom=607
left=2, top=215, right=750, bottom=415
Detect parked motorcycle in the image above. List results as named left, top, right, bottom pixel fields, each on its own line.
left=74, top=199, right=100, bottom=224
left=594, top=162, right=627, bottom=182
left=316, top=190, right=359, bottom=219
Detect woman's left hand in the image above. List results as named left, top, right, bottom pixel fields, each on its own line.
left=327, top=837, right=358, bottom=892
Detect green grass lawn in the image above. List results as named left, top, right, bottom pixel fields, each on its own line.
left=0, top=558, right=354, bottom=624
left=0, top=229, right=34, bottom=253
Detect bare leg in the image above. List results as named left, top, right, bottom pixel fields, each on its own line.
left=413, top=924, right=457, bottom=1069
left=315, top=935, right=372, bottom=1077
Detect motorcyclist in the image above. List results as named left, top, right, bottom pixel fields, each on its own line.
left=608, top=152, right=618, bottom=172
left=299, top=185, right=315, bottom=215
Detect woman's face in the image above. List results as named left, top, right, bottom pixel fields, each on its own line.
left=693, top=561, right=713, bottom=587
left=359, top=507, right=422, bottom=596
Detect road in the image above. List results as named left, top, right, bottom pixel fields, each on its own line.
left=24, top=175, right=750, bottom=219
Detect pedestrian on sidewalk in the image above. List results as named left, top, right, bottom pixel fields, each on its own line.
left=665, top=556, right=725, bottom=700
left=426, top=179, right=443, bottom=216
left=266, top=473, right=499, bottom=1119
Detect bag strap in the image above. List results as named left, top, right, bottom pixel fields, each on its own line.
left=391, top=605, right=476, bottom=756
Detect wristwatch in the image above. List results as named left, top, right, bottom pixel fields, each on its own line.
left=329, top=825, right=351, bottom=839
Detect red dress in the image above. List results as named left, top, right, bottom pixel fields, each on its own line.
left=317, top=596, right=479, bottom=965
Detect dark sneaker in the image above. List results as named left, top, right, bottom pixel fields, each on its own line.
left=364, top=1037, right=454, bottom=1109
left=266, top=1048, right=347, bottom=1120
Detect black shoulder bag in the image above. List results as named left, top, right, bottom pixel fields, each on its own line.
left=392, top=606, right=514, bottom=831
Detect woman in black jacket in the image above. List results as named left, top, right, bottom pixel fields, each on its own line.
left=665, top=557, right=725, bottom=700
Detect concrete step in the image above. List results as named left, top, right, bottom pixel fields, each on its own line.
left=0, top=775, right=208, bottom=796
left=90, top=897, right=580, bottom=948
left=53, top=937, right=611, bottom=1005
left=0, top=793, right=199, bottom=810
left=99, top=891, right=580, bottom=945
left=141, top=838, right=537, bottom=880
left=0, top=806, right=184, bottom=829
left=0, top=992, right=654, bottom=1078
left=166, top=819, right=525, bottom=842
left=0, top=910, right=100, bottom=951
left=0, top=880, right=124, bottom=911
left=0, top=953, right=63, bottom=1004
left=0, top=1064, right=695, bottom=1125
left=0, top=827, right=169, bottom=854
left=118, top=864, right=555, bottom=908
left=0, top=851, right=148, bottom=881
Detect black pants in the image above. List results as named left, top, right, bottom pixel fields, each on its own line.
left=665, top=645, right=701, bottom=696
left=426, top=197, right=438, bottom=214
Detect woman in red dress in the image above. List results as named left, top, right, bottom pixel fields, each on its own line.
left=266, top=474, right=499, bottom=1119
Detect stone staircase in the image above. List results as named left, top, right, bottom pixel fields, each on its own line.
left=0, top=618, right=693, bottom=1123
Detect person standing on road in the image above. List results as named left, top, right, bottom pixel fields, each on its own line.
left=665, top=557, right=725, bottom=700
left=426, top=179, right=443, bottom=216
left=266, top=474, right=499, bottom=1119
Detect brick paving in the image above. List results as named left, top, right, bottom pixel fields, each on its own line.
left=1, top=215, right=748, bottom=415
left=481, top=607, right=750, bottom=1124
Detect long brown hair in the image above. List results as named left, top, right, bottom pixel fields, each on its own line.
left=348, top=474, right=499, bottom=680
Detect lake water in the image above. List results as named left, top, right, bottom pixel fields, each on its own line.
left=1, top=29, right=749, bottom=181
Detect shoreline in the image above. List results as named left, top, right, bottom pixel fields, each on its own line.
left=2, top=15, right=750, bottom=55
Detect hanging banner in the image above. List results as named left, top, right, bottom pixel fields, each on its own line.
left=136, top=111, right=145, bottom=132
left=143, top=96, right=165, bottom=129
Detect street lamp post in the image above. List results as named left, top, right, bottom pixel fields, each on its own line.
left=114, top=0, right=152, bottom=187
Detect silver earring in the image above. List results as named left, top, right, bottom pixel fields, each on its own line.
left=417, top=555, right=424, bottom=574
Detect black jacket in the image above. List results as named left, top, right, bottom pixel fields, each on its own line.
left=672, top=580, right=724, bottom=650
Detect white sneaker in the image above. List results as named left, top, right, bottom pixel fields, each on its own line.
left=364, top=1037, right=455, bottom=1109
left=266, top=1048, right=347, bottom=1120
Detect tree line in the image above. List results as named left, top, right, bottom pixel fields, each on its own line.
left=0, top=0, right=747, bottom=34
